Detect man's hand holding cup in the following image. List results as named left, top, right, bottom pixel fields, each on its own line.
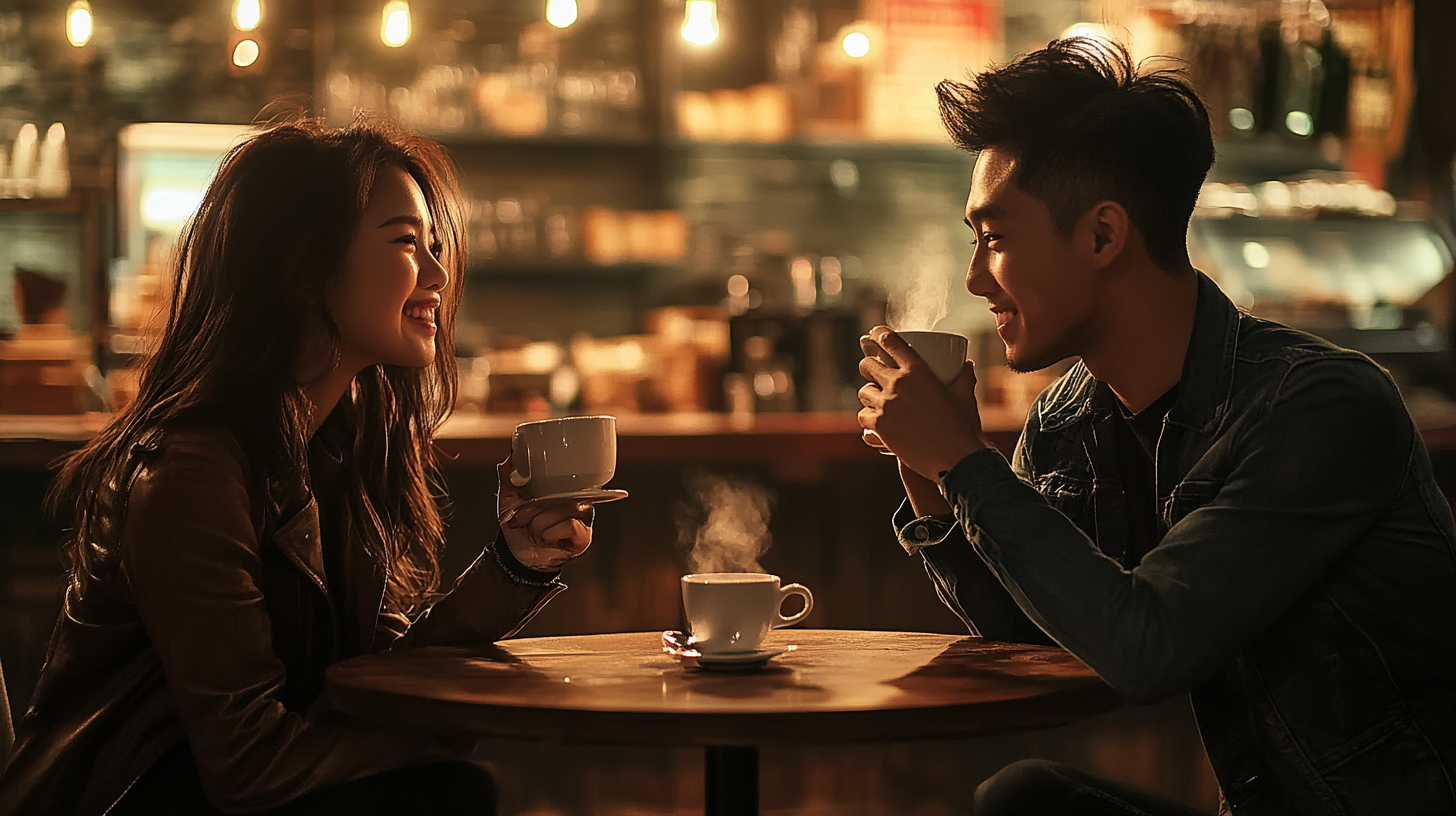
left=857, top=327, right=989, bottom=486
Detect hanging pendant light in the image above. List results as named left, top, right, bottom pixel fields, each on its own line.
left=66, top=1, right=93, bottom=47
left=681, top=0, right=719, bottom=46
left=234, top=0, right=262, bottom=31
left=382, top=1, right=412, bottom=47
left=546, top=0, right=579, bottom=28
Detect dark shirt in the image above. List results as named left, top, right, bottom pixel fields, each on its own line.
left=1110, top=385, right=1179, bottom=568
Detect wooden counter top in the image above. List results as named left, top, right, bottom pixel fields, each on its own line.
left=0, top=409, right=1026, bottom=473
left=8, top=398, right=1456, bottom=471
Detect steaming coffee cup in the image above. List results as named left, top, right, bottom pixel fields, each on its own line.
left=893, top=330, right=969, bottom=384
left=681, top=573, right=813, bottom=655
left=508, top=416, right=617, bottom=498
left=865, top=330, right=970, bottom=453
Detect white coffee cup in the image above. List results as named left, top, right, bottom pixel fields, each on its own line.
left=864, top=330, right=970, bottom=453
left=509, top=415, right=617, bottom=498
left=895, top=330, right=969, bottom=384
left=681, top=573, right=813, bottom=655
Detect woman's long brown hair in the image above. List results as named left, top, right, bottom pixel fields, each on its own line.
left=49, top=116, right=466, bottom=614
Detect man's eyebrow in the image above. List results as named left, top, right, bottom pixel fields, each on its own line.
left=965, top=204, right=1005, bottom=226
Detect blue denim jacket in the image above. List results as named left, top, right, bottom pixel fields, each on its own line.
left=897, top=272, right=1456, bottom=815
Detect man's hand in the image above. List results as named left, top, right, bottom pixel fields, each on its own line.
left=497, top=458, right=593, bottom=571
left=858, top=326, right=988, bottom=482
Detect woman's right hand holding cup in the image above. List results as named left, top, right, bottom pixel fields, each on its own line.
left=497, top=457, right=594, bottom=571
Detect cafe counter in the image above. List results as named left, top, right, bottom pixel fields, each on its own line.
left=9, top=397, right=1456, bottom=474
left=0, top=408, right=1032, bottom=476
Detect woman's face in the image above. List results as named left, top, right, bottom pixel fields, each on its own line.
left=327, top=165, right=450, bottom=371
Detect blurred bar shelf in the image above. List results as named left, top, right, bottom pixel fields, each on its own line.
left=467, top=261, right=672, bottom=280
left=11, top=402, right=1456, bottom=471
left=671, top=139, right=976, bottom=164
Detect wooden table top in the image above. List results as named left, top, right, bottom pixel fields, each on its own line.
left=325, top=630, right=1121, bottom=747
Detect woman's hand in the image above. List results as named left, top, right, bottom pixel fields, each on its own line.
left=497, top=457, right=594, bottom=571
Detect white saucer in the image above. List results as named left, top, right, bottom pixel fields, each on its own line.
left=695, top=647, right=787, bottom=671
left=521, top=488, right=629, bottom=508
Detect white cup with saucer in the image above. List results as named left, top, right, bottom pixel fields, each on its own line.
left=677, top=573, right=812, bottom=669
left=509, top=416, right=628, bottom=507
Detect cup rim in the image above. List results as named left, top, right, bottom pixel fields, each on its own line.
left=682, top=572, right=779, bottom=584
left=896, top=330, right=967, bottom=341
left=515, top=415, right=618, bottom=430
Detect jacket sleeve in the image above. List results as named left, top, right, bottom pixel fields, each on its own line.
left=120, top=432, right=465, bottom=814
left=890, top=500, right=1053, bottom=645
left=384, top=538, right=564, bottom=650
left=943, top=359, right=1414, bottom=704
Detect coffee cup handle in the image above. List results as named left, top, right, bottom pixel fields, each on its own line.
left=772, top=584, right=813, bottom=629
left=509, top=432, right=532, bottom=487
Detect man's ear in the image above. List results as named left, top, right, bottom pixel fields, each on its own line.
left=1087, top=200, right=1129, bottom=270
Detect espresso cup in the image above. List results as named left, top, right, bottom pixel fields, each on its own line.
left=681, top=573, right=813, bottom=655
left=508, top=415, right=617, bottom=498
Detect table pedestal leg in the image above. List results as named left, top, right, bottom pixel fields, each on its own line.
left=704, top=745, right=758, bottom=815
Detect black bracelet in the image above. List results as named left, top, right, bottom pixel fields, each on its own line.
left=490, top=543, right=561, bottom=589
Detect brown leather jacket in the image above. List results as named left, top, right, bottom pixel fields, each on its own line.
left=0, top=424, right=562, bottom=815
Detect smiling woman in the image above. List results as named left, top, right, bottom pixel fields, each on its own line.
left=0, top=118, right=593, bottom=816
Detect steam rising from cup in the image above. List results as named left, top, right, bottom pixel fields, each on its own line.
left=886, top=224, right=953, bottom=332
left=676, top=472, right=774, bottom=574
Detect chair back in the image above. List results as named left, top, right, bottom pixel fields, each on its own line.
left=1, top=654, right=13, bottom=767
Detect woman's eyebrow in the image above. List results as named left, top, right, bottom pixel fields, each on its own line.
left=377, top=214, right=425, bottom=230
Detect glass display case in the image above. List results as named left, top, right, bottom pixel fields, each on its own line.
left=113, top=122, right=251, bottom=341
left=108, top=122, right=251, bottom=407
left=0, top=197, right=95, bottom=413
left=1190, top=211, right=1455, bottom=392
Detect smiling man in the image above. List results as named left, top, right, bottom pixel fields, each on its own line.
left=857, top=39, right=1456, bottom=816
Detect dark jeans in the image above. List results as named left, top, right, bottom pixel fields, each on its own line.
left=113, top=740, right=496, bottom=816
left=974, top=759, right=1211, bottom=816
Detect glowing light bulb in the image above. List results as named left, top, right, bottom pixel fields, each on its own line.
left=1061, top=22, right=1111, bottom=43
left=842, top=31, right=870, bottom=58
left=681, top=0, right=719, bottom=46
left=232, top=39, right=260, bottom=67
left=1285, top=110, right=1313, bottom=137
left=546, top=0, right=578, bottom=28
left=234, top=0, right=261, bottom=31
left=1241, top=242, right=1270, bottom=270
left=382, top=1, right=411, bottom=47
left=1229, top=107, right=1255, bottom=132
left=142, top=187, right=205, bottom=230
left=66, top=1, right=93, bottom=47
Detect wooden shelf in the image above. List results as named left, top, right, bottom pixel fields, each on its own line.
left=0, top=193, right=88, bottom=214
left=466, top=261, right=673, bottom=280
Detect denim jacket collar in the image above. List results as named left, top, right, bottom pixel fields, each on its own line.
left=1035, top=271, right=1240, bottom=436
left=1167, top=271, right=1242, bottom=435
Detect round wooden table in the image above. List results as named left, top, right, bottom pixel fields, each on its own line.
left=326, top=630, right=1120, bottom=815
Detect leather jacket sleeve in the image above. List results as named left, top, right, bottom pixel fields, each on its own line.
left=120, top=432, right=465, bottom=814
left=385, top=542, right=564, bottom=650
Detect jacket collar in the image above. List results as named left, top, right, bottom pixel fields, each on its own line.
left=267, top=415, right=390, bottom=656
left=1166, top=270, right=1241, bottom=435
left=1035, top=270, right=1240, bottom=435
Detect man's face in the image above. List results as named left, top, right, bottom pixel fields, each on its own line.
left=964, top=147, right=1099, bottom=373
